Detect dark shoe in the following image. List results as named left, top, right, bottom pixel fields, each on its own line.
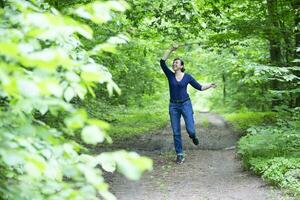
left=191, top=137, right=199, bottom=145
left=176, top=155, right=185, bottom=164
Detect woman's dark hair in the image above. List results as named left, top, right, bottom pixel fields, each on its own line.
left=173, top=58, right=185, bottom=72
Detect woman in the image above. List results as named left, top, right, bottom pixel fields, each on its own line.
left=160, top=44, right=217, bottom=164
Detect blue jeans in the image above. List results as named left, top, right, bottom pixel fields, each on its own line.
left=169, top=99, right=196, bottom=155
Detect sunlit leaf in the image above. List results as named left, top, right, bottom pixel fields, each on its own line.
left=64, top=87, right=75, bottom=102
left=106, top=0, right=130, bottom=12
left=0, top=150, right=24, bottom=166
left=97, top=153, right=116, bottom=172
left=81, top=125, right=105, bottom=145
left=34, top=101, right=49, bottom=115
left=114, top=151, right=153, bottom=181
left=71, top=83, right=87, bottom=100
left=66, top=71, right=81, bottom=82
left=90, top=43, right=117, bottom=54
left=71, top=1, right=112, bottom=24
left=107, top=80, right=121, bottom=96
left=107, top=34, right=129, bottom=44
left=22, top=13, right=93, bottom=40
left=44, top=159, right=62, bottom=181
left=86, top=118, right=110, bottom=130
left=18, top=79, right=40, bottom=97
left=64, top=110, right=87, bottom=130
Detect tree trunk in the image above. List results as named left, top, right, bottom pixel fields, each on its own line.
left=0, top=0, right=4, bottom=8
left=292, top=0, right=300, bottom=107
left=222, top=73, right=226, bottom=105
left=266, top=0, right=282, bottom=64
left=266, top=0, right=282, bottom=108
left=261, top=84, right=266, bottom=111
left=293, top=0, right=300, bottom=50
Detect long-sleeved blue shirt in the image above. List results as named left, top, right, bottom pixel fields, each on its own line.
left=160, top=59, right=202, bottom=101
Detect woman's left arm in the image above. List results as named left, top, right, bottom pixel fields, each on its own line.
left=189, top=76, right=217, bottom=91
left=201, top=83, right=217, bottom=91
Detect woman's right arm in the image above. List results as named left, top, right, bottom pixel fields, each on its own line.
left=162, top=44, right=178, bottom=61
left=160, top=44, right=178, bottom=77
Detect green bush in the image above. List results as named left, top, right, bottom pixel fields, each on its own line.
left=249, top=157, right=300, bottom=198
left=237, top=120, right=300, bottom=166
left=0, top=1, right=152, bottom=199
left=237, top=110, right=300, bottom=198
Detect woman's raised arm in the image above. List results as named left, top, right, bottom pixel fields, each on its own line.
left=162, top=44, right=178, bottom=60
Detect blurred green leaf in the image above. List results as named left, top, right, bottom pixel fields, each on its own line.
left=81, top=125, right=105, bottom=145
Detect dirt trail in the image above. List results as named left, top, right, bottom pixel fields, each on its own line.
left=104, top=112, right=292, bottom=200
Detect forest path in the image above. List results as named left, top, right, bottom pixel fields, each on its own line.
left=104, top=112, right=292, bottom=200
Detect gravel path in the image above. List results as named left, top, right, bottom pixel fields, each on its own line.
left=103, top=112, right=292, bottom=200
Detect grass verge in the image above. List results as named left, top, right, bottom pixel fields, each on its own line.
left=83, top=94, right=169, bottom=141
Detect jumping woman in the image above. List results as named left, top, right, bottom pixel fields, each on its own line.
left=160, top=44, right=217, bottom=164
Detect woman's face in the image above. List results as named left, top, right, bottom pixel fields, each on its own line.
left=172, top=59, right=183, bottom=71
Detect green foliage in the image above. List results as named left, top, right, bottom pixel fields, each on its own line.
left=223, top=112, right=277, bottom=133
left=125, top=0, right=203, bottom=41
left=95, top=40, right=164, bottom=106
left=237, top=110, right=300, bottom=197
left=1, top=0, right=299, bottom=198
left=249, top=157, right=300, bottom=198
left=57, top=0, right=300, bottom=114
left=238, top=121, right=300, bottom=164
left=0, top=1, right=152, bottom=199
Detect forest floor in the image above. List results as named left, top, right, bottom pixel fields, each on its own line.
left=101, top=112, right=293, bottom=200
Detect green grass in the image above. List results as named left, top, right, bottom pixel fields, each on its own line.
left=223, top=112, right=277, bottom=133
left=201, top=115, right=209, bottom=128
left=83, top=94, right=169, bottom=141
left=108, top=107, right=168, bottom=140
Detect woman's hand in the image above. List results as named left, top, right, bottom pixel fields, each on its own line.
left=171, top=43, right=179, bottom=51
left=162, top=43, right=179, bottom=60
left=200, top=83, right=217, bottom=91
left=210, top=83, right=217, bottom=88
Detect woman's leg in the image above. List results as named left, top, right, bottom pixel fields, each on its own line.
left=182, top=100, right=196, bottom=138
left=169, top=103, right=183, bottom=155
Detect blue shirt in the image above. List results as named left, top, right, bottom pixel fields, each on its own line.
left=160, top=59, right=202, bottom=101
